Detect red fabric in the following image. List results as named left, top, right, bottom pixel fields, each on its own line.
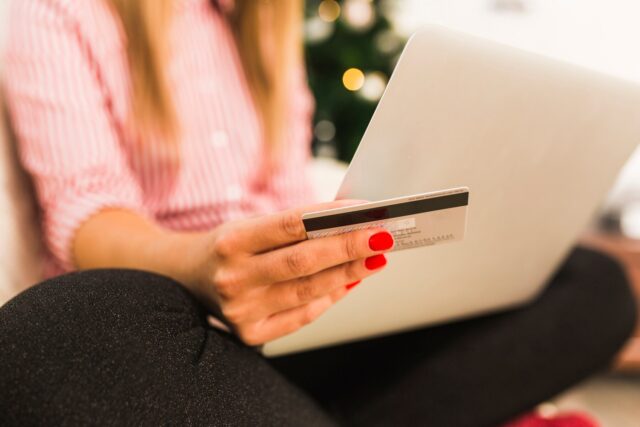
left=504, top=412, right=600, bottom=427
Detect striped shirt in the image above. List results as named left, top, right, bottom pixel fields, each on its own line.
left=2, top=0, right=316, bottom=276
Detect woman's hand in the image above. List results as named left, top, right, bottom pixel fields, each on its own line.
left=185, top=201, right=394, bottom=345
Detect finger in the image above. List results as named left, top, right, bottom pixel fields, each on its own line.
left=260, top=255, right=385, bottom=316
left=250, top=227, right=393, bottom=284
left=215, top=200, right=367, bottom=256
left=240, top=288, right=349, bottom=345
left=237, top=254, right=385, bottom=322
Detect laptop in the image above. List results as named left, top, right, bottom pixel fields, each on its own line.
left=262, top=24, right=640, bottom=357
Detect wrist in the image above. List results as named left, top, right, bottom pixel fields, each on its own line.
left=155, top=230, right=209, bottom=290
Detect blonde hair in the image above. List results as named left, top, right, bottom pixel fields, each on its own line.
left=109, top=0, right=303, bottom=149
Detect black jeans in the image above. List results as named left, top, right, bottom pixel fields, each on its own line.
left=0, top=248, right=636, bottom=426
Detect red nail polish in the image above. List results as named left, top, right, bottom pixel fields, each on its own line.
left=346, top=280, right=361, bottom=290
left=369, top=231, right=394, bottom=251
left=365, top=254, right=387, bottom=270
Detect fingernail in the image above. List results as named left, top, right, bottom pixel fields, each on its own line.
left=365, top=254, right=387, bottom=270
left=369, top=231, right=394, bottom=251
left=346, top=280, right=362, bottom=290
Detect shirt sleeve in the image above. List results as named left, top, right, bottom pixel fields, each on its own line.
left=2, top=1, right=147, bottom=271
left=263, top=65, right=318, bottom=210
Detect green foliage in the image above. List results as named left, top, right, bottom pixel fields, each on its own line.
left=304, top=1, right=405, bottom=162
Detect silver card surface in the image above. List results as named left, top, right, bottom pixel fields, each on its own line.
left=303, top=187, right=469, bottom=251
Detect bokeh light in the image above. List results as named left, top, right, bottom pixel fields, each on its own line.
left=305, top=16, right=334, bottom=44
left=318, top=0, right=341, bottom=23
left=375, top=29, right=403, bottom=55
left=314, top=120, right=337, bottom=142
left=342, top=0, right=376, bottom=31
left=342, top=68, right=365, bottom=91
left=359, top=71, right=388, bottom=101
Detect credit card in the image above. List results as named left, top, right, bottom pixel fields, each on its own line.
left=302, top=187, right=469, bottom=251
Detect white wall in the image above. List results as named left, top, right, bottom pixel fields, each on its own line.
left=388, top=0, right=640, bottom=84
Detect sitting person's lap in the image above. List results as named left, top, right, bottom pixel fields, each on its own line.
left=0, top=269, right=333, bottom=426
left=0, top=247, right=635, bottom=426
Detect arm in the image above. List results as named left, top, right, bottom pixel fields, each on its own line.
left=74, top=203, right=394, bottom=345
left=4, top=0, right=393, bottom=345
left=73, top=209, right=202, bottom=286
left=3, top=0, right=149, bottom=272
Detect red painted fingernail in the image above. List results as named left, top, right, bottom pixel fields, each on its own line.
left=365, top=254, right=387, bottom=270
left=369, top=231, right=394, bottom=251
left=346, top=280, right=361, bottom=290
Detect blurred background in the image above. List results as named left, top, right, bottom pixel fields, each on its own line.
left=304, top=0, right=640, bottom=168
left=303, top=0, right=640, bottom=215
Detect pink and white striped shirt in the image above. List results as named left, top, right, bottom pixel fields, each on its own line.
left=3, top=0, right=316, bottom=276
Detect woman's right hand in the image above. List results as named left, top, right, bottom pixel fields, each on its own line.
left=184, top=201, right=394, bottom=346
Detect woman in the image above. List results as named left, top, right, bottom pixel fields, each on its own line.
left=0, top=0, right=635, bottom=425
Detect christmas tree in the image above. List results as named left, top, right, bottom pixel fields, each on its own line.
left=304, top=0, right=406, bottom=162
